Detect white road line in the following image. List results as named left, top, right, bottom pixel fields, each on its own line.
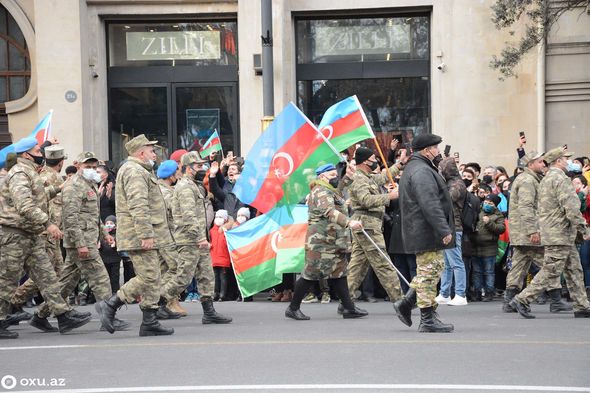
left=6, top=384, right=590, bottom=393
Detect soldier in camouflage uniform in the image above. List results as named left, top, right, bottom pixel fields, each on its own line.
left=503, top=151, right=547, bottom=312
left=0, top=137, right=91, bottom=339
left=97, top=134, right=175, bottom=336
left=511, top=147, right=590, bottom=319
left=170, top=151, right=231, bottom=324
left=285, top=164, right=367, bottom=320
left=346, top=147, right=403, bottom=303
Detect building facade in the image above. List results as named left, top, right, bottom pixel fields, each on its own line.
left=1, top=0, right=588, bottom=170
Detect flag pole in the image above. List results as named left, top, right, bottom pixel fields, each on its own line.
left=217, top=130, right=225, bottom=160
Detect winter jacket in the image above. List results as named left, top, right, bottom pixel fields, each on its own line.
left=210, top=224, right=231, bottom=268
left=440, top=157, right=466, bottom=232
left=209, top=172, right=248, bottom=219
left=100, top=229, right=121, bottom=265
left=474, top=209, right=506, bottom=257
left=399, top=153, right=455, bottom=253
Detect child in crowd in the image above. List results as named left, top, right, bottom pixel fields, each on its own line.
left=100, top=215, right=121, bottom=294
left=234, top=207, right=253, bottom=301
left=211, top=210, right=232, bottom=301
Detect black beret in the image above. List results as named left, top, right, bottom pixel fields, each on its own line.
left=354, top=147, right=374, bottom=164
left=411, top=134, right=443, bottom=151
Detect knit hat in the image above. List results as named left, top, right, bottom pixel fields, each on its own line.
left=215, top=209, right=229, bottom=221
left=485, top=194, right=501, bottom=207
left=354, top=147, right=373, bottom=164
left=237, top=207, right=251, bottom=219
left=105, top=215, right=117, bottom=224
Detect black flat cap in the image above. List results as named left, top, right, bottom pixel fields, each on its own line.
left=412, top=134, right=443, bottom=151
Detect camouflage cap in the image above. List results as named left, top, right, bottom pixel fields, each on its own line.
left=125, top=134, right=158, bottom=155
left=44, top=145, right=67, bottom=160
left=76, top=151, right=99, bottom=163
left=519, top=150, right=543, bottom=166
left=543, top=146, right=574, bottom=164
left=180, top=151, right=206, bottom=166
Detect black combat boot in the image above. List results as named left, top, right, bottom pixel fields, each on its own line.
left=99, top=318, right=131, bottom=332
left=29, top=313, right=58, bottom=332
left=418, top=307, right=454, bottom=333
left=0, top=319, right=18, bottom=339
left=201, top=298, right=232, bottom=324
left=6, top=305, right=33, bottom=325
left=502, top=287, right=518, bottom=313
left=510, top=298, right=535, bottom=319
left=536, top=291, right=548, bottom=305
left=95, top=293, right=125, bottom=334
left=156, top=297, right=182, bottom=320
left=574, top=308, right=590, bottom=318
left=57, top=310, right=92, bottom=334
left=219, top=270, right=229, bottom=301
left=285, top=306, right=310, bottom=320
left=139, top=309, right=174, bottom=337
left=393, top=288, right=417, bottom=327
left=548, top=289, right=573, bottom=313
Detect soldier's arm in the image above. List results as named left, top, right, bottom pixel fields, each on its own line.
left=124, top=170, right=155, bottom=240
left=556, top=177, right=587, bottom=233
left=350, top=177, right=390, bottom=209
left=178, top=186, right=206, bottom=242
left=518, top=180, right=540, bottom=235
left=316, top=190, right=349, bottom=228
left=62, top=181, right=86, bottom=248
left=9, top=172, right=49, bottom=228
left=373, top=164, right=401, bottom=186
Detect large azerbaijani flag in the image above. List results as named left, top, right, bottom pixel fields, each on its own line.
left=225, top=205, right=308, bottom=298
left=200, top=130, right=222, bottom=157
left=29, top=110, right=53, bottom=145
left=233, top=103, right=341, bottom=213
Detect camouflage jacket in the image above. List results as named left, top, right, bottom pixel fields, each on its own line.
left=158, top=179, right=176, bottom=237
left=172, top=175, right=209, bottom=245
left=509, top=168, right=542, bottom=246
left=539, top=167, right=590, bottom=245
left=39, top=165, right=64, bottom=230
left=305, top=180, right=351, bottom=255
left=62, top=174, right=108, bottom=249
left=349, top=165, right=400, bottom=227
left=0, top=158, right=56, bottom=234
left=115, top=157, right=172, bottom=251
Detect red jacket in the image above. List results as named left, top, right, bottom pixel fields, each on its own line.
left=210, top=225, right=231, bottom=268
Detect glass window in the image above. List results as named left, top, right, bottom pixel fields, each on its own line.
left=0, top=5, right=30, bottom=103
left=108, top=21, right=238, bottom=67
left=296, top=16, right=429, bottom=64
left=298, top=77, right=430, bottom=138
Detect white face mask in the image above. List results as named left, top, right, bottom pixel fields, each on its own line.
left=214, top=218, right=225, bottom=227
left=236, top=216, right=247, bottom=224
left=148, top=159, right=156, bottom=168
left=82, top=168, right=101, bottom=183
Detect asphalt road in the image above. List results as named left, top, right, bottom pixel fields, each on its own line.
left=1, top=299, right=589, bottom=393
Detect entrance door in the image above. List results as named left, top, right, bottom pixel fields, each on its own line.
left=173, top=83, right=239, bottom=158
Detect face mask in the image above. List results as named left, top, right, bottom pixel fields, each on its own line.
left=105, top=223, right=116, bottom=232
left=482, top=175, right=493, bottom=184
left=214, top=218, right=225, bottom=227
left=202, top=164, right=210, bottom=171
left=29, top=153, right=45, bottom=166
left=237, top=216, right=247, bottom=224
left=148, top=160, right=156, bottom=168
left=567, top=160, right=582, bottom=173
left=483, top=204, right=495, bottom=214
left=82, top=168, right=101, bottom=183
left=194, top=170, right=207, bottom=182
left=367, top=161, right=379, bottom=171
left=432, top=154, right=443, bottom=168
left=328, top=177, right=339, bottom=188
left=463, top=179, right=472, bottom=187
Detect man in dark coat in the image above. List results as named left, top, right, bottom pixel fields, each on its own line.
left=393, top=133, right=455, bottom=333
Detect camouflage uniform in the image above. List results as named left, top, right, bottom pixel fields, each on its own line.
left=0, top=158, right=71, bottom=320
left=506, top=167, right=544, bottom=290
left=412, top=251, right=445, bottom=308
left=115, top=157, right=173, bottom=310
left=167, top=173, right=214, bottom=300
left=515, top=166, right=590, bottom=311
left=157, top=179, right=181, bottom=301
left=37, top=171, right=112, bottom=319
left=347, top=165, right=402, bottom=302
left=303, top=180, right=351, bottom=280
left=11, top=164, right=65, bottom=305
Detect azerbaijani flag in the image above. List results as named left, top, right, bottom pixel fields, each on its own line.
left=225, top=205, right=308, bottom=298
left=233, top=103, right=340, bottom=213
left=29, top=110, right=53, bottom=145
left=317, top=95, right=375, bottom=152
left=200, top=130, right=222, bottom=157
left=0, top=144, right=15, bottom=168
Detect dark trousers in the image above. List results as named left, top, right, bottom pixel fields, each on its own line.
left=104, top=262, right=121, bottom=294
left=122, top=257, right=135, bottom=284
left=391, top=253, right=417, bottom=293
left=213, top=267, right=229, bottom=299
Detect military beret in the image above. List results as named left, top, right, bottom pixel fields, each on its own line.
left=354, top=147, right=374, bottom=164
left=44, top=145, right=67, bottom=160
left=170, top=149, right=188, bottom=163
left=411, top=133, right=442, bottom=151
left=519, top=150, right=543, bottom=166
left=315, top=163, right=336, bottom=176
left=157, top=159, right=178, bottom=179
left=125, top=134, right=157, bottom=155
left=13, top=137, right=38, bottom=154
left=180, top=151, right=206, bottom=166
left=76, top=151, right=98, bottom=163
left=543, top=146, right=573, bottom=164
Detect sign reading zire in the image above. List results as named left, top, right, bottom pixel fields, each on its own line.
left=126, top=31, right=221, bottom=61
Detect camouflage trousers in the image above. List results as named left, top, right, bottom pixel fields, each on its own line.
left=516, top=245, right=590, bottom=311
left=117, top=250, right=160, bottom=310
left=505, top=246, right=544, bottom=291
left=158, top=245, right=182, bottom=301
left=164, top=245, right=214, bottom=301
left=0, top=231, right=70, bottom=320
left=302, top=249, right=348, bottom=281
left=37, top=247, right=112, bottom=319
left=410, top=250, right=445, bottom=309
left=11, top=235, right=63, bottom=306
left=347, top=229, right=402, bottom=302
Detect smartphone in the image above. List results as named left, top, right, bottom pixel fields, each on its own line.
left=444, top=145, right=451, bottom=157
left=519, top=131, right=526, bottom=138
left=404, top=142, right=412, bottom=156
left=564, top=144, right=568, bottom=150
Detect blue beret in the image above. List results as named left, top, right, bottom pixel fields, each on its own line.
left=315, top=163, right=336, bottom=176
left=157, top=159, right=178, bottom=179
left=13, top=137, right=39, bottom=154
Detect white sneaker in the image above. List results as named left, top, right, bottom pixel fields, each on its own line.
left=435, top=294, right=451, bottom=305
left=448, top=295, right=468, bottom=306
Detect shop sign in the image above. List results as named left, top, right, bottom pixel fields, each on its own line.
left=314, top=24, right=410, bottom=57
left=126, top=31, right=221, bottom=61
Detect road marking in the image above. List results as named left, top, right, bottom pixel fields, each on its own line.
left=7, top=384, right=590, bottom=392
left=1, top=338, right=589, bottom=351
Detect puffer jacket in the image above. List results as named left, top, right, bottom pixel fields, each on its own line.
left=474, top=209, right=506, bottom=257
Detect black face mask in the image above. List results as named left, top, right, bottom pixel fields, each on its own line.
left=28, top=153, right=45, bottom=166
left=463, top=179, right=472, bottom=187
left=482, top=175, right=493, bottom=184
left=367, top=161, right=379, bottom=171
left=432, top=154, right=443, bottom=168
left=328, top=177, right=340, bottom=188
left=194, top=170, right=207, bottom=182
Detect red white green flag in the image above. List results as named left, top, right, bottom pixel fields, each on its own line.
left=200, top=130, right=222, bottom=157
